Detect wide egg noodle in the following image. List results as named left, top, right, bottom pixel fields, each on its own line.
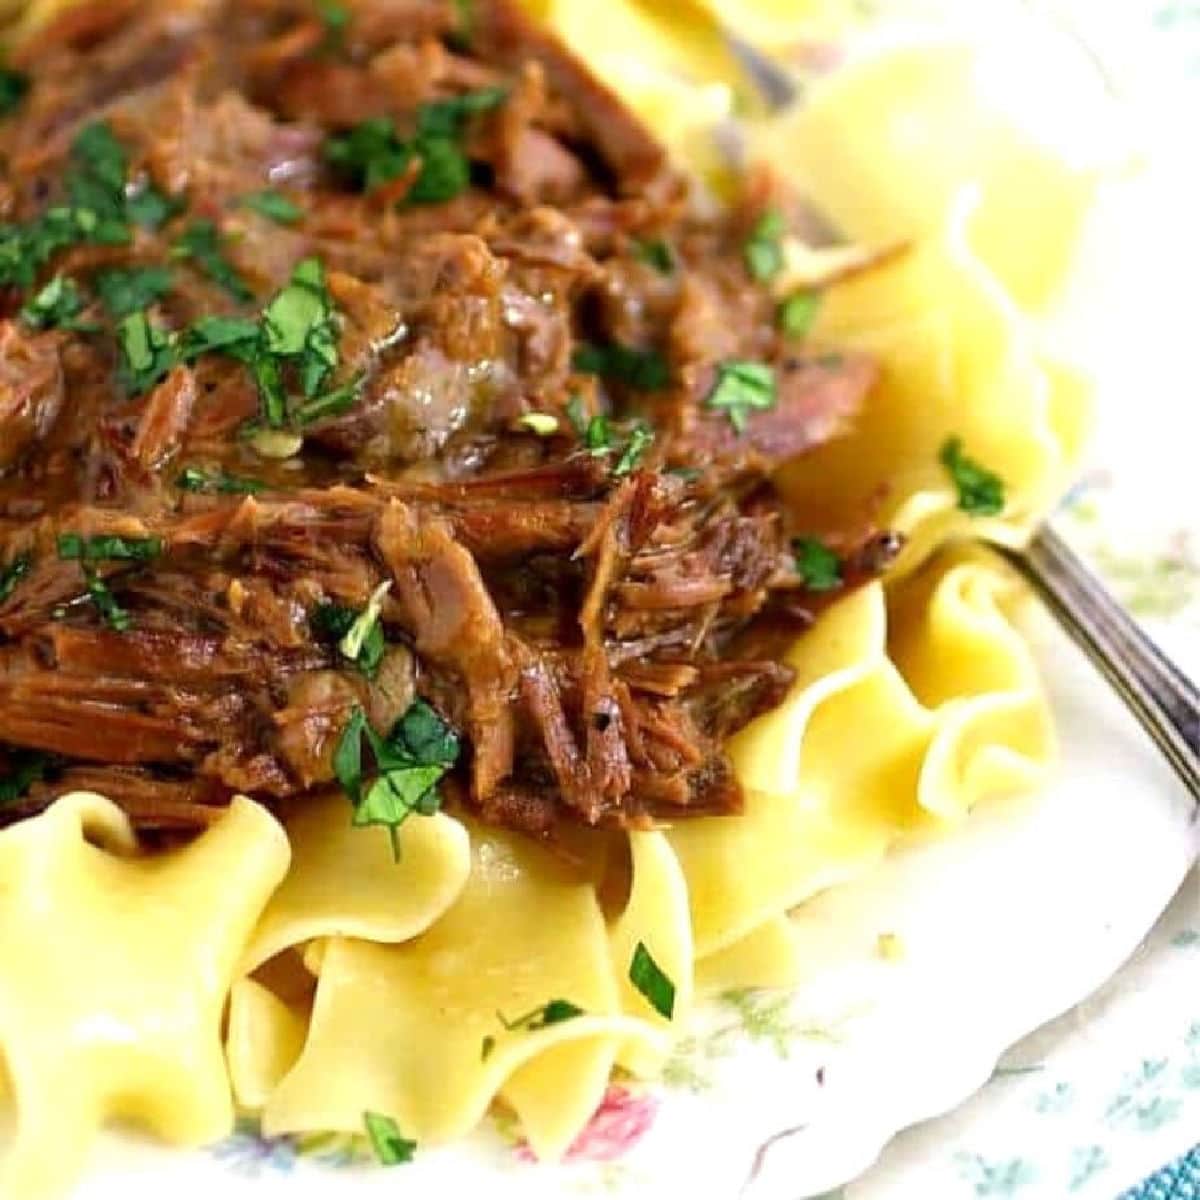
left=259, top=821, right=668, bottom=1158
left=759, top=43, right=1103, bottom=310
left=0, top=794, right=289, bottom=1199
left=240, top=790, right=472, bottom=973
left=666, top=549, right=1052, bottom=969
left=776, top=187, right=1091, bottom=575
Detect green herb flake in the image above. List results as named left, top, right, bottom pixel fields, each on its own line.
left=337, top=582, right=390, bottom=677
left=792, top=536, right=842, bottom=592
left=705, top=360, right=777, bottom=433
left=57, top=534, right=162, bottom=563
left=632, top=237, right=675, bottom=274
left=19, top=275, right=97, bottom=333
left=316, top=0, right=351, bottom=48
left=450, top=0, right=475, bottom=47
left=262, top=257, right=337, bottom=395
left=179, top=314, right=261, bottom=361
left=0, top=749, right=48, bottom=805
left=565, top=394, right=589, bottom=436
left=84, top=568, right=131, bottom=632
left=176, top=467, right=265, bottom=496
left=116, top=311, right=179, bottom=395
left=573, top=342, right=671, bottom=393
left=778, top=291, right=821, bottom=339
left=334, top=701, right=460, bottom=861
left=242, top=190, right=304, bottom=225
left=324, top=88, right=506, bottom=206
left=497, top=999, right=584, bottom=1032
left=0, top=67, right=29, bottom=117
left=744, top=209, right=786, bottom=283
left=629, top=941, right=676, bottom=1019
left=291, top=373, right=363, bottom=427
left=174, top=219, right=255, bottom=303
left=0, top=554, right=32, bottom=604
left=612, top=423, right=655, bottom=477
left=95, top=266, right=174, bottom=319
left=125, top=183, right=181, bottom=231
left=584, top=413, right=611, bottom=454
left=363, top=1112, right=416, bottom=1167
left=939, top=436, right=1006, bottom=517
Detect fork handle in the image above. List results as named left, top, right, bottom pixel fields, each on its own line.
left=999, top=526, right=1200, bottom=808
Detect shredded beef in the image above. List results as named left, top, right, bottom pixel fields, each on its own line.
left=0, top=0, right=899, bottom=841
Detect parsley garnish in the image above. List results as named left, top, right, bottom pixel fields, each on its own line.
left=629, top=942, right=675, bottom=1019
left=312, top=585, right=389, bottom=679
left=19, top=275, right=97, bottom=332
left=291, top=372, right=364, bottom=427
left=744, top=209, right=786, bottom=283
left=58, top=534, right=162, bottom=563
left=792, top=537, right=842, bottom=592
left=939, top=436, right=1006, bottom=517
left=324, top=87, right=506, bottom=205
left=334, top=701, right=460, bottom=861
left=0, top=749, right=48, bottom=805
left=117, top=311, right=179, bottom=395
left=497, top=999, right=584, bottom=1032
left=94, top=265, right=174, bottom=319
left=450, top=0, right=475, bottom=47
left=0, top=67, right=29, bottom=118
left=261, top=257, right=339, bottom=404
left=0, top=554, right=31, bottom=604
left=176, top=466, right=265, bottom=496
left=778, top=291, right=820, bottom=338
left=242, top=190, right=304, bottom=225
left=573, top=342, right=671, bottom=393
left=705, top=360, right=777, bottom=433
left=363, top=1112, right=416, bottom=1167
left=316, top=0, right=351, bottom=49
left=179, top=314, right=261, bottom=361
left=174, top=219, right=254, bottom=303
left=125, top=183, right=181, bottom=231
left=632, top=238, right=675, bottom=274
left=612, top=423, right=655, bottom=477
left=83, top=569, right=131, bottom=631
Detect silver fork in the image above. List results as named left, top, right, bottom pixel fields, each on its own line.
left=724, top=31, right=1200, bottom=812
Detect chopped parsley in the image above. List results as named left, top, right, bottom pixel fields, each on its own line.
left=705, top=360, right=777, bottom=433
left=57, top=534, right=162, bottom=563
left=333, top=701, right=461, bottom=861
left=0, top=67, right=29, bottom=118
left=242, top=190, right=304, bottom=225
left=565, top=394, right=589, bottom=436
left=363, top=1112, right=416, bottom=1167
left=612, top=423, right=655, bottom=477
left=497, top=999, right=584, bottom=1033
left=0, top=554, right=32, bottom=604
left=324, top=87, right=507, bottom=206
left=116, top=311, right=179, bottom=395
left=179, top=314, right=261, bottom=361
left=83, top=569, right=131, bottom=631
left=573, top=342, right=671, bottom=393
left=19, top=275, right=97, bottom=332
left=313, top=585, right=389, bottom=678
left=744, top=209, right=786, bottom=283
left=939, top=436, right=1006, bottom=517
left=94, top=265, right=174, bottom=319
left=0, top=121, right=150, bottom=292
left=450, top=0, right=475, bottom=48
left=474, top=1002, right=577, bottom=1065
left=316, top=0, right=351, bottom=50
left=290, top=372, right=364, bottom=427
left=633, top=238, right=675, bottom=274
left=174, top=219, right=255, bottom=303
left=792, top=537, right=842, bottom=592
left=176, top=467, right=266, bottom=496
left=261, top=257, right=339, bottom=402
left=778, top=290, right=821, bottom=339
left=0, top=749, right=48, bottom=805
left=629, top=941, right=675, bottom=1020
left=125, top=183, right=181, bottom=231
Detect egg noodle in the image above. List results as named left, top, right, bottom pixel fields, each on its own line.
left=0, top=1, right=1094, bottom=1195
